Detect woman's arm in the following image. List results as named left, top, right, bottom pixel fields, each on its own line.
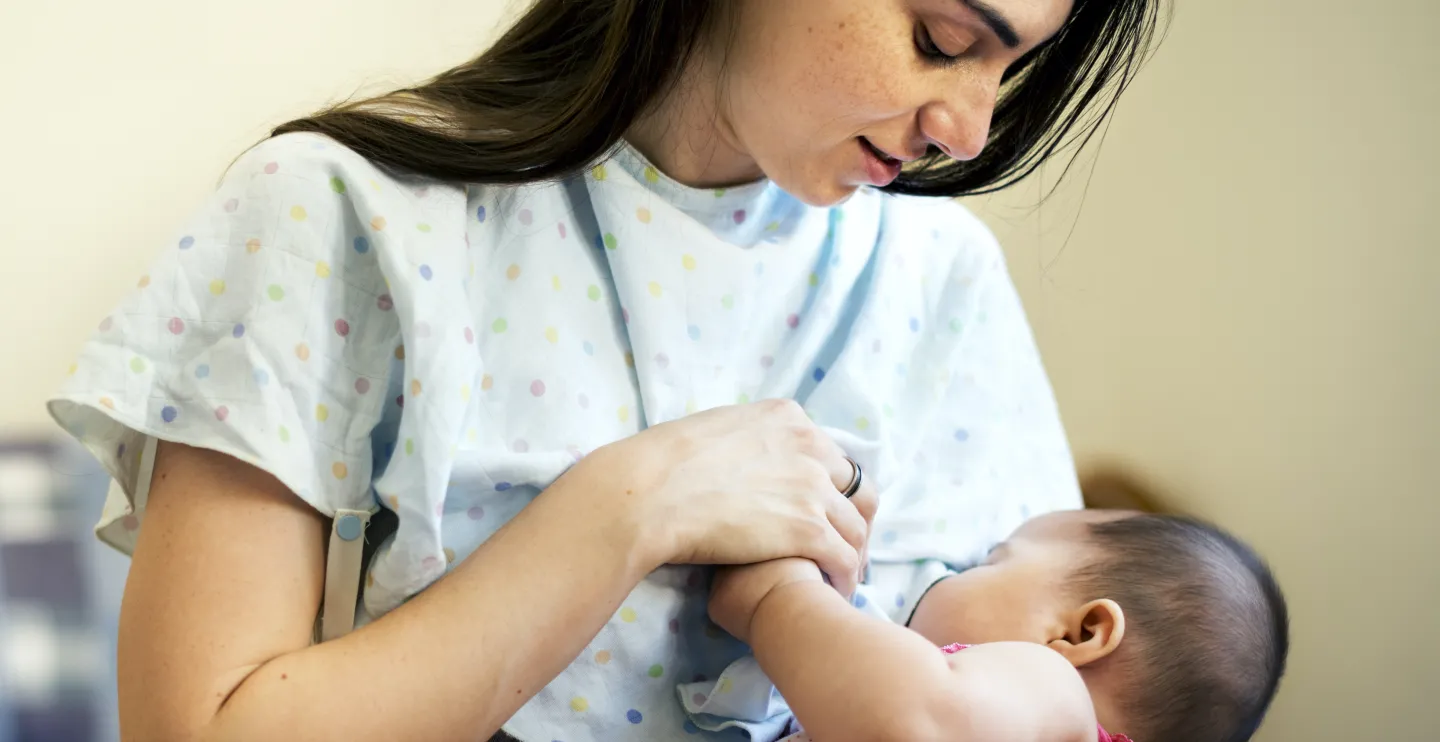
left=716, top=561, right=1097, bottom=742
left=124, top=440, right=660, bottom=742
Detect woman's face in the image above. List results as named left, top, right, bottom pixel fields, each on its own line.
left=720, top=0, right=1073, bottom=206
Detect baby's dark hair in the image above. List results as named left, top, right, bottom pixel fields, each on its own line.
left=1074, top=514, right=1289, bottom=742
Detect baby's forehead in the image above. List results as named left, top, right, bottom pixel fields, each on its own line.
left=1012, top=508, right=1135, bottom=540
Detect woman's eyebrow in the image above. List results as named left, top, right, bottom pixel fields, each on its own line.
left=957, top=0, right=1022, bottom=49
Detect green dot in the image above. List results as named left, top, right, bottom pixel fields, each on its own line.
left=808, top=273, right=819, bottom=287
left=883, top=403, right=894, bottom=418
left=603, top=233, right=618, bottom=250
left=492, top=317, right=508, bottom=333
left=978, top=312, right=988, bottom=324
left=329, top=177, right=346, bottom=194
left=648, top=664, right=664, bottom=678
left=267, top=285, right=285, bottom=301
left=934, top=520, right=947, bottom=533
left=949, top=318, right=962, bottom=333
left=713, top=188, right=726, bottom=198
left=587, top=285, right=601, bottom=301
left=417, top=223, right=432, bottom=233
left=405, top=438, right=415, bottom=455
left=736, top=393, right=750, bottom=404
left=128, top=357, right=146, bottom=373
left=720, top=295, right=734, bottom=310
left=278, top=426, right=290, bottom=443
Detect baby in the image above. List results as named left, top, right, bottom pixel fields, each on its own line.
left=696, top=509, right=1289, bottom=742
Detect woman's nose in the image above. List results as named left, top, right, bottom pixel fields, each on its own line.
left=918, top=76, right=999, bottom=162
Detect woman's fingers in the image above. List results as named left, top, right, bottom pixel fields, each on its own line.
left=808, top=524, right=860, bottom=598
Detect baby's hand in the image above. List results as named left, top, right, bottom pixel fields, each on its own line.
left=709, top=558, right=825, bottom=643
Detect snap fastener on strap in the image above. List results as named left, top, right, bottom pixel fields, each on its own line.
left=320, top=508, right=374, bottom=642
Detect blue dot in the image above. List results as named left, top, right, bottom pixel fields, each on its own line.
left=195, top=364, right=210, bottom=379
left=232, top=323, right=245, bottom=339
left=476, top=205, right=487, bottom=222
left=178, top=236, right=195, bottom=250
left=116, top=443, right=126, bottom=459
left=895, top=593, right=905, bottom=608
left=896, top=363, right=907, bottom=377
left=495, top=482, right=512, bottom=491
left=384, top=442, right=396, bottom=459
left=419, top=265, right=433, bottom=281
left=909, top=317, right=920, bottom=332
left=353, top=236, right=370, bottom=254
left=954, top=429, right=970, bottom=443
left=687, top=325, right=701, bottom=340
left=882, top=531, right=898, bottom=545
left=754, top=262, right=765, bottom=276
left=161, top=406, right=179, bottom=423
left=582, top=341, right=595, bottom=356
left=853, top=593, right=868, bottom=608
left=684, top=721, right=700, bottom=734
left=626, top=709, right=643, bottom=724
left=812, top=367, right=826, bottom=382
left=252, top=369, right=270, bottom=386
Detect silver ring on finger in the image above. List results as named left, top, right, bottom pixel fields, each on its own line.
left=841, top=456, right=863, bottom=499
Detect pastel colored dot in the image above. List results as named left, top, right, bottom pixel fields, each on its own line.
left=396, top=395, right=405, bottom=408
left=355, top=378, right=371, bottom=394
left=909, top=317, right=920, bottom=332
left=263, top=162, right=279, bottom=174
left=370, top=216, right=387, bottom=231
left=687, top=325, right=701, bottom=340
left=419, top=264, right=433, bottom=280
left=786, top=314, right=800, bottom=329
left=492, top=317, right=508, bottom=333
left=645, top=662, right=665, bottom=678
left=884, top=403, right=894, bottom=417
left=587, top=284, right=602, bottom=301
left=315, top=261, right=332, bottom=278
left=896, top=363, right=907, bottom=377
left=544, top=327, right=559, bottom=344
left=856, top=417, right=870, bottom=431
left=654, top=353, right=669, bottom=369
left=935, top=520, right=948, bottom=533
left=514, top=437, right=531, bottom=452
left=464, top=327, right=475, bottom=344
left=551, top=275, right=562, bottom=291
left=267, top=285, right=285, bottom=301
left=765, top=220, right=781, bottom=232
left=720, top=294, right=734, bottom=310
left=405, top=439, right=415, bottom=455
left=334, top=319, right=350, bottom=337
left=617, top=406, right=630, bottom=423
left=195, top=364, right=210, bottom=379
left=978, top=311, right=989, bottom=323
left=578, top=393, right=590, bottom=409
left=467, top=506, right=485, bottom=520
left=732, top=209, right=746, bottom=224
left=854, top=592, right=869, bottom=608
left=122, top=515, right=140, bottom=531
left=643, top=166, right=660, bottom=183
left=809, top=272, right=819, bottom=287
left=316, top=404, right=329, bottom=422
left=813, top=367, right=826, bottom=382
left=205, top=278, right=226, bottom=296
left=592, top=164, right=608, bottom=180
left=137, top=274, right=150, bottom=288
left=353, top=236, right=370, bottom=254
left=442, top=547, right=456, bottom=564
left=680, top=254, right=697, bottom=271
left=718, top=678, right=733, bottom=694
left=386, top=494, right=400, bottom=511
left=626, top=709, right=643, bottom=724
left=67, top=363, right=78, bottom=376
left=506, top=263, right=522, bottom=280
left=736, top=393, right=751, bottom=404
left=168, top=317, right=185, bottom=335
left=896, top=593, right=906, bottom=607
left=754, top=262, right=765, bottom=276
left=290, top=206, right=307, bottom=221
left=178, top=236, right=195, bottom=250
left=684, top=721, right=701, bottom=734
left=253, top=368, right=269, bottom=386
left=476, top=205, right=487, bottom=222
left=99, top=396, right=114, bottom=409
left=648, top=282, right=662, bottom=297
left=278, top=426, right=291, bottom=443
left=692, top=693, right=707, bottom=706
left=460, top=384, right=471, bottom=402
left=378, top=294, right=394, bottom=311
left=530, top=379, right=546, bottom=396
left=416, top=223, right=432, bottom=233
left=129, top=357, right=146, bottom=373
left=570, top=697, right=589, bottom=713
left=229, top=324, right=245, bottom=339
left=603, top=233, right=618, bottom=250
left=636, top=207, right=652, bottom=223
left=668, top=618, right=680, bottom=634
left=411, top=379, right=423, bottom=396
left=714, top=188, right=726, bottom=197
left=557, top=221, right=568, bottom=238
left=624, top=351, right=634, bottom=367
left=223, top=198, right=240, bottom=213
left=246, top=238, right=262, bottom=253
left=161, top=406, right=178, bottom=423
left=872, top=339, right=882, bottom=353
left=760, top=355, right=774, bottom=369
left=394, top=345, right=405, bottom=360
left=332, top=462, right=348, bottom=479
left=622, top=307, right=630, bottom=324
left=954, top=429, right=970, bottom=442
left=582, top=341, right=595, bottom=356
left=295, top=343, right=310, bottom=361
left=591, top=649, right=612, bottom=665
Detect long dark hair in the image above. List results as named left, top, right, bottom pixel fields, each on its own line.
left=273, top=0, right=1166, bottom=197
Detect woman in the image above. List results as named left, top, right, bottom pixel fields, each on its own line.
left=48, top=0, right=1162, bottom=739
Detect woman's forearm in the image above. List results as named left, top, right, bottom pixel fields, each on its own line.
left=201, top=466, right=662, bottom=742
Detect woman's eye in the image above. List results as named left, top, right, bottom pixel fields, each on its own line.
left=914, top=24, right=964, bottom=67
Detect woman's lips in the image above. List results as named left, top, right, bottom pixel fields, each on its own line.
left=858, top=138, right=902, bottom=187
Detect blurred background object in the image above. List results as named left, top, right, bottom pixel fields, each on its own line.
left=1, top=0, right=1436, bottom=739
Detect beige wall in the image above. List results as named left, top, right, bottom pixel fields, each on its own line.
left=2, top=0, right=1435, bottom=738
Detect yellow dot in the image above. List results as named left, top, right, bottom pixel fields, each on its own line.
left=624, top=352, right=634, bottom=367
left=369, top=180, right=381, bottom=192
left=682, top=254, right=697, bottom=271
left=648, top=282, right=662, bottom=297
left=765, top=221, right=781, bottom=232
left=209, top=279, right=226, bottom=295
left=332, top=462, right=348, bottom=479
left=637, top=207, right=652, bottom=224
left=808, top=272, right=819, bottom=287
left=370, top=216, right=387, bottom=231
left=617, top=405, right=630, bottom=423
left=592, top=164, right=607, bottom=181
left=545, top=327, right=559, bottom=344
left=551, top=275, right=562, bottom=291
left=444, top=547, right=456, bottom=564
left=394, top=345, right=405, bottom=360
left=411, top=379, right=423, bottom=396
left=316, top=261, right=331, bottom=278
left=506, top=264, right=521, bottom=280
left=570, top=697, right=589, bottom=713
left=416, top=223, right=432, bottom=233
left=246, top=238, right=262, bottom=253
left=467, top=428, right=478, bottom=442
left=595, top=650, right=612, bottom=665
left=295, top=343, right=310, bottom=361
left=619, top=606, right=638, bottom=623
left=387, top=494, right=400, bottom=510
left=643, top=166, right=660, bottom=183
left=366, top=571, right=374, bottom=588
left=719, top=677, right=734, bottom=694
left=481, top=374, right=493, bottom=391
left=137, top=275, right=151, bottom=288
left=856, top=417, right=870, bottom=431
left=405, top=439, right=414, bottom=455
left=460, top=385, right=471, bottom=402
left=316, top=404, right=329, bottom=422
left=99, top=396, right=114, bottom=409
left=290, top=205, right=307, bottom=221
left=67, top=363, right=78, bottom=376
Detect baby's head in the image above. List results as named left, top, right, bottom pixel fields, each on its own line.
left=908, top=509, right=1289, bottom=742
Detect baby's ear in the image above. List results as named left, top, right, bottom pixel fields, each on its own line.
left=1047, top=599, right=1125, bottom=668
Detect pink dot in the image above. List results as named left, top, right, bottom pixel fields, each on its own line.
left=530, top=379, right=546, bottom=396
left=566, top=445, right=584, bottom=462
left=435, top=501, right=445, bottom=517
left=355, top=378, right=371, bottom=394
left=464, top=327, right=474, bottom=344
left=121, top=514, right=139, bottom=531
left=513, top=439, right=530, bottom=453
left=467, top=506, right=485, bottom=520
left=415, top=322, right=431, bottom=339
left=214, top=406, right=229, bottom=422
left=168, top=317, right=185, bottom=335
left=224, top=198, right=240, bottom=213
left=98, top=317, right=113, bottom=332
left=622, top=307, right=630, bottom=324
left=578, top=393, right=589, bottom=409
left=414, top=186, right=429, bottom=198
left=263, top=162, right=279, bottom=174
left=733, top=209, right=747, bottom=224
left=557, top=222, right=568, bottom=239
left=787, top=314, right=800, bottom=329
left=896, top=254, right=906, bottom=268
left=519, top=209, right=533, bottom=226
left=422, top=556, right=441, bottom=571
left=335, top=318, right=350, bottom=337
left=669, top=618, right=680, bottom=634
left=396, top=395, right=405, bottom=408
left=692, top=693, right=707, bottom=706
left=654, top=353, right=669, bottom=369
left=872, top=339, right=882, bottom=353
left=377, top=294, right=394, bottom=311
left=760, top=355, right=774, bottom=369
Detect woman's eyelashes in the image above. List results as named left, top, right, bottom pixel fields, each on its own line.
left=913, top=23, right=975, bottom=67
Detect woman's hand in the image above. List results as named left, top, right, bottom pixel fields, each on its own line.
left=709, top=558, right=825, bottom=644
left=577, top=399, right=878, bottom=596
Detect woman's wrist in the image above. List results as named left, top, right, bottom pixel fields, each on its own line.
left=547, top=438, right=675, bottom=574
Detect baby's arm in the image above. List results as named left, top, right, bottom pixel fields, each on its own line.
left=711, top=560, right=1098, bottom=742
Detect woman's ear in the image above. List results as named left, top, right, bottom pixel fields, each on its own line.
left=1047, top=599, right=1125, bottom=668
